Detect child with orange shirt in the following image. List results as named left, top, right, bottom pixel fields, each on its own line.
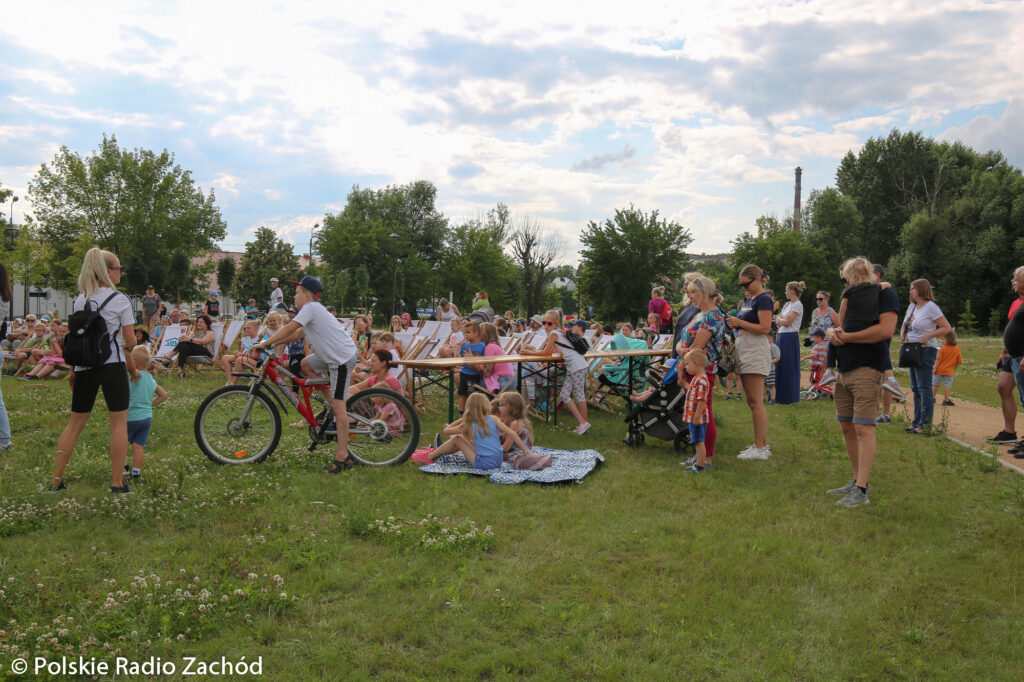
left=933, top=330, right=962, bottom=406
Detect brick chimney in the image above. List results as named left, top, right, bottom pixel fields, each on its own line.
left=794, top=166, right=802, bottom=230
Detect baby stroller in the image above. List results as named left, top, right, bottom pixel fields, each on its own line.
left=800, top=364, right=834, bottom=400
left=623, top=359, right=693, bottom=453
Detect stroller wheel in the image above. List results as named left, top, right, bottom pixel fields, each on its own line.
left=674, top=430, right=693, bottom=453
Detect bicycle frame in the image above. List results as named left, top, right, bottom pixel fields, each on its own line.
left=234, top=352, right=329, bottom=428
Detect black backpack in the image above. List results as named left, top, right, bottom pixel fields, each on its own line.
left=557, top=329, right=590, bottom=355
left=64, top=292, right=122, bottom=367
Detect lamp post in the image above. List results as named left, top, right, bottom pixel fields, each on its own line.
left=308, top=222, right=320, bottom=265
left=6, top=195, right=17, bottom=249
left=388, top=233, right=400, bottom=319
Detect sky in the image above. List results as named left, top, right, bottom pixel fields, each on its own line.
left=1, top=0, right=1023, bottom=263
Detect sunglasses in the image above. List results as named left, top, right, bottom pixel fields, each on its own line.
left=816, top=297, right=825, bottom=301
left=108, top=265, right=126, bottom=272
left=739, top=280, right=753, bottom=288
left=542, top=321, right=555, bottom=327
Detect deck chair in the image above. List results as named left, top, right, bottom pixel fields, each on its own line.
left=588, top=334, right=649, bottom=412
left=186, top=322, right=226, bottom=373
left=418, top=320, right=441, bottom=341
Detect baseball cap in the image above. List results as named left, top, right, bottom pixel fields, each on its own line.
left=41, top=315, right=52, bottom=322
left=209, top=290, right=218, bottom=296
left=291, top=276, right=323, bottom=297
left=146, top=285, right=154, bottom=290
left=570, top=319, right=587, bottom=330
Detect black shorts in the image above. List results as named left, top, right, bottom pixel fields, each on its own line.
left=1001, top=356, right=1014, bottom=373
left=71, top=363, right=130, bottom=414
left=458, top=372, right=484, bottom=396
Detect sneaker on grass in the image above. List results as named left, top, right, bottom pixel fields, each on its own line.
left=836, top=487, right=869, bottom=507
left=882, top=377, right=904, bottom=398
left=987, top=430, right=1018, bottom=444
left=682, top=465, right=705, bottom=474
left=818, top=370, right=837, bottom=387
left=876, top=414, right=891, bottom=424
left=680, top=457, right=712, bottom=470
left=828, top=481, right=870, bottom=496
left=739, top=446, right=771, bottom=460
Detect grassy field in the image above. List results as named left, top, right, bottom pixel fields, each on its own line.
left=2, top=347, right=1024, bottom=680
left=925, top=335, right=1005, bottom=408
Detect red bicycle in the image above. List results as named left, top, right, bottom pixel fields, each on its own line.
left=193, top=348, right=420, bottom=466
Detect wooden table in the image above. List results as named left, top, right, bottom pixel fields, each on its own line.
left=393, top=347, right=671, bottom=423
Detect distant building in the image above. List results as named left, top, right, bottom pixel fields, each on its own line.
left=689, top=252, right=731, bottom=265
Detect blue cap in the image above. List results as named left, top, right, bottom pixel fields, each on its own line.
left=570, top=319, right=587, bottom=329
left=291, top=276, right=323, bottom=297
left=209, top=290, right=218, bottom=296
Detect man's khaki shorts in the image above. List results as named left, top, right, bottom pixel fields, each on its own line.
left=835, top=366, right=883, bottom=426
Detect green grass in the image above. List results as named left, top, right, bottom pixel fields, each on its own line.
left=926, top=335, right=1005, bottom=408
left=2, top=369, right=1024, bottom=680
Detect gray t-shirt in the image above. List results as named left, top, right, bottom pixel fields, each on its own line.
left=142, top=294, right=161, bottom=315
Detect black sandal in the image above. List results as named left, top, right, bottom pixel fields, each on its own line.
left=326, top=457, right=356, bottom=474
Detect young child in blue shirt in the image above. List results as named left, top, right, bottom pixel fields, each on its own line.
left=125, top=345, right=168, bottom=480
left=458, top=321, right=486, bottom=412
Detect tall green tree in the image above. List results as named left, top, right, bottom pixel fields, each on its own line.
left=730, top=215, right=833, bottom=312
left=439, top=218, right=517, bottom=313
left=317, top=181, right=447, bottom=318
left=216, top=257, right=236, bottom=297
left=579, top=206, right=692, bottom=324
left=231, top=228, right=301, bottom=308
left=27, top=134, right=226, bottom=291
left=801, top=187, right=864, bottom=269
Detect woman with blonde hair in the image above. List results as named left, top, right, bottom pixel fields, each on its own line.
left=725, top=264, right=774, bottom=460
left=50, top=247, right=137, bottom=494
left=520, top=309, right=591, bottom=434
left=774, top=280, right=805, bottom=404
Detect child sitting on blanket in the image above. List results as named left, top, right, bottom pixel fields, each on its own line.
left=493, top=392, right=553, bottom=470
left=410, top=393, right=532, bottom=469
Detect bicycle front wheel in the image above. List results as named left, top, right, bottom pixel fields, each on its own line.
left=344, top=387, right=420, bottom=466
left=195, top=385, right=282, bottom=465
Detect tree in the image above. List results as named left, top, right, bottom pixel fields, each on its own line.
left=957, top=299, right=978, bottom=336
left=730, top=215, right=833, bottom=311
left=216, top=258, right=236, bottom=298
left=317, top=181, right=447, bottom=318
left=231, top=228, right=301, bottom=308
left=801, top=188, right=864, bottom=268
left=579, top=205, right=692, bottom=324
left=510, top=216, right=565, bottom=318
left=439, top=217, right=517, bottom=313
left=27, top=134, right=226, bottom=291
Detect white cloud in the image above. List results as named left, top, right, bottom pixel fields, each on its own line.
left=940, top=99, right=1024, bottom=167
left=2, top=0, right=1022, bottom=260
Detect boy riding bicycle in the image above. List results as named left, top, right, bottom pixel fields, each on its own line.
left=253, top=276, right=359, bottom=474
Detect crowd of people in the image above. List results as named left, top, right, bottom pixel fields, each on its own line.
left=4, top=247, right=1023, bottom=508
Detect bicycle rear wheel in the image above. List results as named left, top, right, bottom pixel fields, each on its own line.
left=195, top=385, right=282, bottom=464
left=344, top=387, right=420, bottom=466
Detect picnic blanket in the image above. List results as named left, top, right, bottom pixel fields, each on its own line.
left=416, top=447, right=604, bottom=485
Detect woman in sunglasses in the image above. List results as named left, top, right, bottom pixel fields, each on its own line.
left=50, top=248, right=138, bottom=494
left=725, top=264, right=774, bottom=460
left=520, top=309, right=591, bottom=435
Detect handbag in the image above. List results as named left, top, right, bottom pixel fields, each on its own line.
left=898, top=341, right=922, bottom=368
left=897, top=304, right=921, bottom=367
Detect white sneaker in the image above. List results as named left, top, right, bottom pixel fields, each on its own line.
left=747, top=445, right=772, bottom=460
left=574, top=422, right=592, bottom=435
left=737, top=444, right=758, bottom=459
left=818, top=370, right=837, bottom=387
